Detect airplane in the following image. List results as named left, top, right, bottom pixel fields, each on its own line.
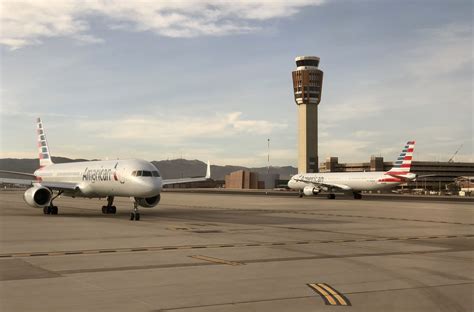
left=288, top=141, right=416, bottom=199
left=0, top=118, right=211, bottom=221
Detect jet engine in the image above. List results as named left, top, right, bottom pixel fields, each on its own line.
left=135, top=194, right=161, bottom=208
left=23, top=186, right=52, bottom=208
left=303, top=186, right=320, bottom=196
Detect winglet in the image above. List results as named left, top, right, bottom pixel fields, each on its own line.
left=205, top=161, right=211, bottom=179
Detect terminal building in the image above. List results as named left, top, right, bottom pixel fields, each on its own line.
left=224, top=170, right=280, bottom=189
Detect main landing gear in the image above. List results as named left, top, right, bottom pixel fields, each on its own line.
left=43, top=191, right=62, bottom=215
left=130, top=201, right=140, bottom=221
left=43, top=205, right=58, bottom=215
left=327, top=194, right=336, bottom=199
left=101, top=196, right=117, bottom=214
left=353, top=192, right=362, bottom=199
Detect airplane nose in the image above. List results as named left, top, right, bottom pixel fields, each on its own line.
left=288, top=179, right=295, bottom=188
left=148, top=179, right=162, bottom=192
left=139, top=179, right=162, bottom=196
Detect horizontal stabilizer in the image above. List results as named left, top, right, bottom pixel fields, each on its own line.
left=386, top=172, right=416, bottom=181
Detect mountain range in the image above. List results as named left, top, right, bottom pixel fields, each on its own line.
left=0, top=158, right=297, bottom=180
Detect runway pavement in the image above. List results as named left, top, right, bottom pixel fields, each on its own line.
left=1, top=190, right=473, bottom=311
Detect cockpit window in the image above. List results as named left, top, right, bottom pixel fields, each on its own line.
left=132, top=169, right=160, bottom=178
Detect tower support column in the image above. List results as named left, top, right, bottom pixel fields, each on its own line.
left=298, top=104, right=318, bottom=173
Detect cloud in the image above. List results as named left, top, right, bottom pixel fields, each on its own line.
left=1, top=0, right=326, bottom=49
left=316, top=22, right=472, bottom=163
left=318, top=139, right=373, bottom=162
left=78, top=112, right=287, bottom=143
left=319, top=96, right=383, bottom=129
left=405, top=23, right=472, bottom=79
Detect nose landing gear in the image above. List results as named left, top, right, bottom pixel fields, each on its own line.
left=130, top=201, right=140, bottom=221
left=101, top=196, right=117, bottom=214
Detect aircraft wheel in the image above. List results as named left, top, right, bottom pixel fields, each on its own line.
left=135, top=213, right=140, bottom=221
left=353, top=193, right=362, bottom=199
left=101, top=206, right=107, bottom=214
left=43, top=206, right=50, bottom=214
left=51, top=206, right=58, bottom=215
left=110, top=206, right=117, bottom=214
left=130, top=213, right=135, bottom=220
left=328, top=194, right=336, bottom=199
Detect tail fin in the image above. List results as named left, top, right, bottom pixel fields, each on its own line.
left=37, top=118, right=54, bottom=168
left=386, top=141, right=415, bottom=176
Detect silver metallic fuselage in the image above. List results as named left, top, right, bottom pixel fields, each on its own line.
left=35, top=159, right=162, bottom=198
left=288, top=172, right=402, bottom=192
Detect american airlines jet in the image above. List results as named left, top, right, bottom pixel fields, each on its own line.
left=0, top=118, right=211, bottom=220
left=288, top=141, right=416, bottom=199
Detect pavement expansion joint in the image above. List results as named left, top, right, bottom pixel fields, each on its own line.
left=189, top=255, right=243, bottom=266
left=0, top=234, right=472, bottom=258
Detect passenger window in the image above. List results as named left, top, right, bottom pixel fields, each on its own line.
left=142, top=171, right=152, bottom=177
left=136, top=171, right=142, bottom=177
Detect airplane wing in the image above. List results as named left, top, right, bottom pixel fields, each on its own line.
left=0, top=170, right=36, bottom=177
left=0, top=178, right=36, bottom=186
left=162, top=161, right=211, bottom=186
left=0, top=178, right=78, bottom=191
left=293, top=177, right=352, bottom=191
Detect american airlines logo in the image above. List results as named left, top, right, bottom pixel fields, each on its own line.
left=297, top=175, right=324, bottom=183
left=82, top=167, right=114, bottom=182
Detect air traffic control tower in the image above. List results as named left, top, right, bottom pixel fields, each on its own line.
left=292, top=56, right=324, bottom=173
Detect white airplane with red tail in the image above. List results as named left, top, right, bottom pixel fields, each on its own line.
left=288, top=141, right=416, bottom=199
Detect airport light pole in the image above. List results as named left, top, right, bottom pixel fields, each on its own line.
left=267, top=138, right=270, bottom=175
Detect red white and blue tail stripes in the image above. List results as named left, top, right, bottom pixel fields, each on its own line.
left=37, top=118, right=54, bottom=168
left=386, top=141, right=415, bottom=175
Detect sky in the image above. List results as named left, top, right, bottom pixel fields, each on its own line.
left=0, top=0, right=472, bottom=167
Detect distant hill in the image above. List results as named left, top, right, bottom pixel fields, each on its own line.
left=0, top=157, right=89, bottom=178
left=0, top=157, right=297, bottom=180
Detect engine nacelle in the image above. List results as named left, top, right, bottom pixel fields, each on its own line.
left=303, top=186, right=320, bottom=196
left=23, top=186, right=52, bottom=208
left=135, top=194, right=161, bottom=208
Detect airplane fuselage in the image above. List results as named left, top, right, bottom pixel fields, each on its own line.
left=34, top=159, right=162, bottom=198
left=288, top=172, right=402, bottom=192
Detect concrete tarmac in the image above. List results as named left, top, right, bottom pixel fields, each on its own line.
left=1, top=190, right=473, bottom=311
